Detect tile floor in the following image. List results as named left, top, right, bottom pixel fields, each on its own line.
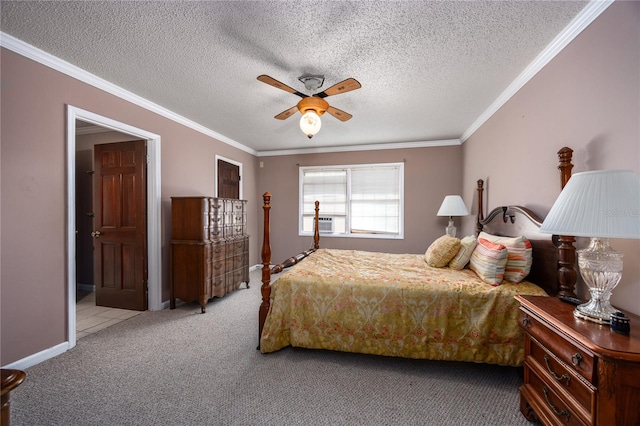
left=76, top=291, right=142, bottom=339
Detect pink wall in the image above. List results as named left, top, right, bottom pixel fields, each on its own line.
left=1, top=49, right=259, bottom=365
left=461, top=1, right=639, bottom=314
left=256, top=146, right=463, bottom=264
left=1, top=1, right=638, bottom=367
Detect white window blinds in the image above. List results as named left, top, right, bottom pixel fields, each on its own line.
left=351, top=166, right=400, bottom=234
left=299, top=163, right=403, bottom=239
left=302, top=169, right=347, bottom=215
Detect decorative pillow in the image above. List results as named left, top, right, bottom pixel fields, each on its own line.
left=469, top=238, right=508, bottom=285
left=448, top=235, right=477, bottom=270
left=478, top=232, right=533, bottom=283
left=425, top=235, right=461, bottom=268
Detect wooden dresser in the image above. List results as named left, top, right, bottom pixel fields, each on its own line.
left=515, top=295, right=640, bottom=426
left=170, top=197, right=249, bottom=313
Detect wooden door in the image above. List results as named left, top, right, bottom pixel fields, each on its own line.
left=93, top=140, right=147, bottom=310
left=218, top=159, right=240, bottom=199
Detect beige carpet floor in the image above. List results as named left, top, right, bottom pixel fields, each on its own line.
left=11, top=268, right=534, bottom=425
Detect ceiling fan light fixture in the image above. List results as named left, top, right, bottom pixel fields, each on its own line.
left=257, top=74, right=360, bottom=137
left=300, top=111, right=321, bottom=139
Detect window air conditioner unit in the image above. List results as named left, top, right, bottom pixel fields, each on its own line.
left=315, top=216, right=334, bottom=233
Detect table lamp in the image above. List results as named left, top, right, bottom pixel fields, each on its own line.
left=540, top=169, right=640, bottom=324
left=437, top=195, right=469, bottom=238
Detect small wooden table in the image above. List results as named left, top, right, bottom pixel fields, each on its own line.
left=1, top=369, right=26, bottom=426
left=516, top=295, right=640, bottom=425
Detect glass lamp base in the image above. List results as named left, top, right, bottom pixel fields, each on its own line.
left=574, top=238, right=624, bottom=325
left=574, top=306, right=613, bottom=325
left=445, top=218, right=456, bottom=238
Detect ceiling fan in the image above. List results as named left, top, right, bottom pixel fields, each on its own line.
left=257, top=74, right=361, bottom=138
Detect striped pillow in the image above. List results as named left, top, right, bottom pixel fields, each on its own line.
left=478, top=232, right=533, bottom=283
left=469, top=238, right=508, bottom=285
left=448, top=235, right=477, bottom=270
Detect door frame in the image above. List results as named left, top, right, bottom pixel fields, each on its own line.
left=66, top=105, right=162, bottom=350
left=214, top=154, right=243, bottom=198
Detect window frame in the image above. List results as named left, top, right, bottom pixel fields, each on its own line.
left=298, top=162, right=404, bottom=239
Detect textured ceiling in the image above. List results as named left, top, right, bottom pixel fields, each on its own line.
left=1, top=1, right=591, bottom=154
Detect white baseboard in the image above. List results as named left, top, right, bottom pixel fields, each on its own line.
left=250, top=264, right=276, bottom=270
left=2, top=342, right=69, bottom=370
left=4, top=268, right=262, bottom=370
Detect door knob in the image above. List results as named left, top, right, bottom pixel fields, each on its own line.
left=91, top=231, right=102, bottom=238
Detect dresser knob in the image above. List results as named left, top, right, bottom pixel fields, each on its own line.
left=522, top=315, right=530, bottom=327
left=571, top=352, right=583, bottom=367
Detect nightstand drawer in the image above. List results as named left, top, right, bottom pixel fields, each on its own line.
left=520, top=310, right=595, bottom=382
left=527, top=335, right=595, bottom=421
left=526, top=366, right=588, bottom=426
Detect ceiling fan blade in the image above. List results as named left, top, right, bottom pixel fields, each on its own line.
left=274, top=106, right=298, bottom=120
left=316, top=78, right=361, bottom=98
left=258, top=75, right=308, bottom=98
left=326, top=106, right=353, bottom=122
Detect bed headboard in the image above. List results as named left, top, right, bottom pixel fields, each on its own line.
left=476, top=201, right=560, bottom=296
left=474, top=147, right=577, bottom=297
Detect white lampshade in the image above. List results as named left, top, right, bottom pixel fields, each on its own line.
left=437, top=195, right=470, bottom=217
left=437, top=195, right=469, bottom=237
left=539, top=169, right=640, bottom=325
left=539, top=170, right=640, bottom=238
left=300, top=111, right=321, bottom=138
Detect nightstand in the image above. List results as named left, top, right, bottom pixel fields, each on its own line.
left=515, top=295, right=640, bottom=426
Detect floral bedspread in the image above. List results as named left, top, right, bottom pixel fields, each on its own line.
left=260, top=248, right=548, bottom=365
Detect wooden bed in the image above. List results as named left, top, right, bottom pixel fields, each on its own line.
left=258, top=147, right=577, bottom=366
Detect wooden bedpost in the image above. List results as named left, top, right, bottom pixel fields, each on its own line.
left=269, top=200, right=321, bottom=274
left=258, top=192, right=272, bottom=349
left=476, top=179, right=485, bottom=235
left=558, top=147, right=574, bottom=189
left=313, top=200, right=320, bottom=250
left=556, top=147, right=578, bottom=298
left=258, top=197, right=322, bottom=347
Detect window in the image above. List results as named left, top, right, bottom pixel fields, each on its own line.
left=299, top=163, right=404, bottom=239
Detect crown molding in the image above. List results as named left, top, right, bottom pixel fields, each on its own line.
left=460, top=0, right=614, bottom=142
left=0, top=32, right=257, bottom=156
left=256, top=139, right=461, bottom=157
left=1, top=0, right=613, bottom=157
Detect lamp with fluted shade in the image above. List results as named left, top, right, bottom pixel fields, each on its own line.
left=437, top=195, right=469, bottom=238
left=540, top=169, right=640, bottom=324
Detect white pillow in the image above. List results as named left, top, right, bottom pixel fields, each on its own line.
left=448, top=235, right=477, bottom=270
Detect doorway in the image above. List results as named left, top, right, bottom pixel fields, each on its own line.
left=75, top=128, right=148, bottom=337
left=66, top=105, right=162, bottom=350
left=215, top=155, right=243, bottom=199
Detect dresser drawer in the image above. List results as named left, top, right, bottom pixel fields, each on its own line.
left=211, top=274, right=225, bottom=298
left=209, top=223, right=224, bottom=240
left=525, top=365, right=588, bottom=426
left=232, top=200, right=244, bottom=214
left=209, top=213, right=223, bottom=233
left=211, top=241, right=226, bottom=261
left=232, top=237, right=248, bottom=254
left=525, top=336, right=596, bottom=420
left=212, top=259, right=226, bottom=277
left=520, top=310, right=595, bottom=382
